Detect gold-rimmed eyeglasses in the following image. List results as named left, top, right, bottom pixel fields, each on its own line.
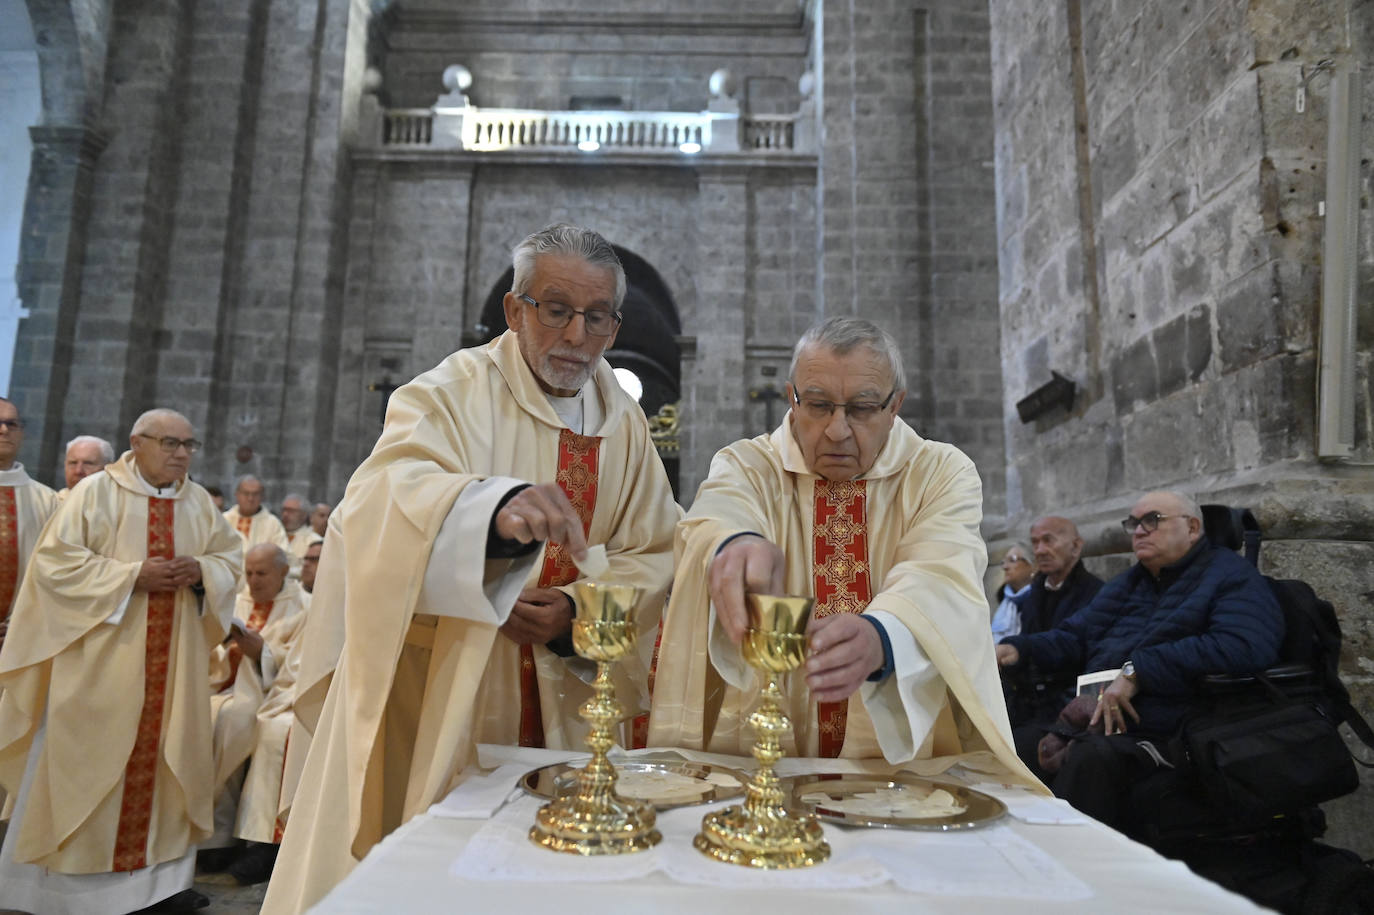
left=137, top=434, right=202, bottom=454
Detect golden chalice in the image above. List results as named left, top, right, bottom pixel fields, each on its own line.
left=530, top=581, right=662, bottom=855
left=695, top=594, right=830, bottom=868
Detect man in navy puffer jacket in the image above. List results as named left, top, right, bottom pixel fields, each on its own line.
left=995, top=490, right=1283, bottom=828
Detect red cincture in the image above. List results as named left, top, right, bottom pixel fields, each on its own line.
left=519, top=428, right=600, bottom=748
left=112, top=496, right=177, bottom=872
left=812, top=479, right=873, bottom=758
left=0, top=487, right=19, bottom=649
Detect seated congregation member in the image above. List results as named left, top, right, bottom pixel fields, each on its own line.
left=1020, top=515, right=1102, bottom=634
left=224, top=474, right=290, bottom=552
left=263, top=224, right=678, bottom=915
left=203, top=545, right=308, bottom=870
left=1000, top=515, right=1105, bottom=753
left=0, top=408, right=242, bottom=915
left=995, top=491, right=1283, bottom=830
left=990, top=543, right=1034, bottom=640
left=0, top=399, right=60, bottom=650
left=58, top=434, right=115, bottom=501
left=650, top=317, right=1038, bottom=788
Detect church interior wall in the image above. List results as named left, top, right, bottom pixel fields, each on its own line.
left=990, top=0, right=1373, bottom=854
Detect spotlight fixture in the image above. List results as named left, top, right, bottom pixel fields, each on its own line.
left=577, top=139, right=600, bottom=152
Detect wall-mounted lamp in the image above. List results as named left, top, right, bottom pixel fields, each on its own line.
left=1015, top=371, right=1076, bottom=423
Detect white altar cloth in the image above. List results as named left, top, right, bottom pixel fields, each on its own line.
left=310, top=745, right=1266, bottom=914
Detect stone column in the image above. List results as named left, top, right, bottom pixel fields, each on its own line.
left=681, top=166, right=750, bottom=501
left=11, top=123, right=106, bottom=481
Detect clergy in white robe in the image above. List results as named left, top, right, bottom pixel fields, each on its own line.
left=0, top=409, right=242, bottom=915
left=0, top=397, right=60, bottom=647
left=263, top=224, right=678, bottom=915
left=55, top=434, right=115, bottom=504
left=650, top=318, right=1042, bottom=791
left=223, top=475, right=290, bottom=554
left=205, top=544, right=308, bottom=851
left=279, top=494, right=316, bottom=578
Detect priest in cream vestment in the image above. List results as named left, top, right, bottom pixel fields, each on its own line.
left=0, top=409, right=242, bottom=915
left=223, top=475, right=290, bottom=554
left=650, top=318, right=1042, bottom=791
left=0, top=398, right=60, bottom=650
left=205, top=544, right=308, bottom=853
left=263, top=224, right=678, bottom=914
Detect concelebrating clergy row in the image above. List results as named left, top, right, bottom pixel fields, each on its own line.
left=0, top=224, right=1339, bottom=914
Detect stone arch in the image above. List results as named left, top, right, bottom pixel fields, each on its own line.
left=23, top=0, right=108, bottom=127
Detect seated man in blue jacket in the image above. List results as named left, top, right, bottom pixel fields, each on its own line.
left=995, top=490, right=1283, bottom=829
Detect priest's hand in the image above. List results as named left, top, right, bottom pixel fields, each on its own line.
left=168, top=556, right=203, bottom=587
left=708, top=535, right=786, bottom=644
left=501, top=587, right=574, bottom=645
left=229, top=627, right=264, bottom=664
left=805, top=614, right=885, bottom=703
left=135, top=557, right=186, bottom=593
left=494, top=484, right=589, bottom=561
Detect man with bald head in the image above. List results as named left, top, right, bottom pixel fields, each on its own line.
left=58, top=434, right=115, bottom=500
left=995, top=491, right=1283, bottom=827
left=0, top=399, right=59, bottom=650
left=651, top=317, right=1036, bottom=791
left=0, top=408, right=242, bottom=914
left=204, top=543, right=308, bottom=882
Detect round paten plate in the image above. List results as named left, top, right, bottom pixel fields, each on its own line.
left=520, top=759, right=748, bottom=810
left=785, top=772, right=1007, bottom=831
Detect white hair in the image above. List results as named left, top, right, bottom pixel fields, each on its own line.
left=788, top=317, right=906, bottom=392
left=282, top=492, right=307, bottom=506
left=235, top=474, right=263, bottom=494
left=510, top=224, right=626, bottom=309
left=130, top=408, right=191, bottom=437
left=66, top=435, right=115, bottom=464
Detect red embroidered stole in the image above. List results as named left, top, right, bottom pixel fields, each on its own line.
left=519, top=428, right=600, bottom=748
left=0, top=488, right=18, bottom=648
left=812, top=479, right=873, bottom=758
left=223, top=600, right=275, bottom=690
left=234, top=513, right=252, bottom=538
left=112, top=496, right=177, bottom=872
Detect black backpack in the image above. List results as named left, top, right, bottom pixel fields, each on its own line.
left=1179, top=506, right=1374, bottom=818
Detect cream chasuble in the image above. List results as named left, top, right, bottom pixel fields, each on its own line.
left=223, top=505, right=291, bottom=555
left=283, top=527, right=318, bottom=578
left=209, top=581, right=308, bottom=793
left=0, top=453, right=242, bottom=875
left=236, top=609, right=311, bottom=844
left=649, top=417, right=1043, bottom=791
left=0, top=464, right=59, bottom=650
left=262, top=330, right=678, bottom=915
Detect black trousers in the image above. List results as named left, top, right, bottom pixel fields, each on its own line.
left=1051, top=733, right=1181, bottom=831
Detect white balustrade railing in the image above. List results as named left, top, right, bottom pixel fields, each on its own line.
left=365, top=102, right=809, bottom=155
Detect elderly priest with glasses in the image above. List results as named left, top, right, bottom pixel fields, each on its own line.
left=0, top=408, right=243, bottom=915
left=651, top=317, right=1039, bottom=791
left=263, top=223, right=678, bottom=915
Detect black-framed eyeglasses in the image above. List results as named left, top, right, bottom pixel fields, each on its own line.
left=517, top=294, right=622, bottom=337
left=137, top=434, right=202, bottom=454
left=1120, top=511, right=1179, bottom=534
left=790, top=385, right=897, bottom=424
left=0, top=419, right=23, bottom=431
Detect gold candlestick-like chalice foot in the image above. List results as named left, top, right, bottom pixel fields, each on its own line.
left=695, top=594, right=830, bottom=869
left=529, top=581, right=661, bottom=855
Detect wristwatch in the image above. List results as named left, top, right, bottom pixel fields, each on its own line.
left=1121, top=660, right=1137, bottom=682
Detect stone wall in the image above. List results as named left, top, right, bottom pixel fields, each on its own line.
left=989, top=0, right=1374, bottom=854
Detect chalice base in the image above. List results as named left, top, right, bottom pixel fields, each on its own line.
left=529, top=794, right=662, bottom=856
left=694, top=804, right=830, bottom=869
